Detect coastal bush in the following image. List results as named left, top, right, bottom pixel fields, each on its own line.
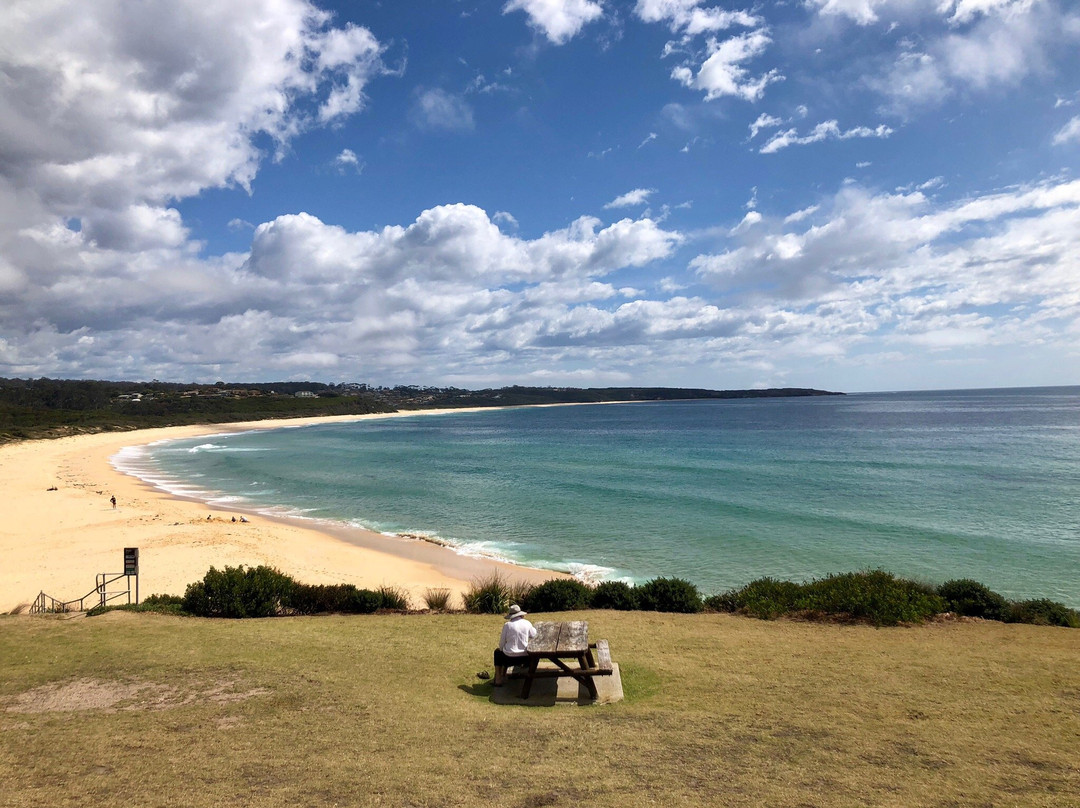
left=463, top=573, right=511, bottom=614
left=507, top=580, right=535, bottom=608
left=289, top=584, right=382, bottom=614
left=376, top=585, right=410, bottom=611
left=1008, top=598, right=1080, bottom=628
left=590, top=580, right=639, bottom=610
left=521, top=579, right=592, bottom=613
left=422, top=588, right=453, bottom=612
left=799, top=570, right=944, bottom=626
left=636, top=577, right=703, bottom=613
left=86, top=594, right=187, bottom=617
left=937, top=579, right=1010, bottom=621
left=713, top=577, right=801, bottom=619
left=181, top=565, right=295, bottom=618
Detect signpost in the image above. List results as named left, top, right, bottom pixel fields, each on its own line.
left=124, top=547, right=139, bottom=604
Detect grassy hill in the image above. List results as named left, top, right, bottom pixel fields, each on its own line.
left=1, top=610, right=1075, bottom=807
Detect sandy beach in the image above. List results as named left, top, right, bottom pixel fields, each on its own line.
left=0, top=410, right=565, bottom=613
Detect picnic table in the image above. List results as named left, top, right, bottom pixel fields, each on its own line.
left=514, top=620, right=612, bottom=700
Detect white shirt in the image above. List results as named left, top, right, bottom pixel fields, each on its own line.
left=499, top=617, right=537, bottom=656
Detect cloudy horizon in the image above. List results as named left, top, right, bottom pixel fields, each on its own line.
left=1, top=0, right=1078, bottom=393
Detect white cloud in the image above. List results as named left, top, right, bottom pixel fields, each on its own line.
left=748, top=113, right=784, bottom=139
left=604, top=188, right=657, bottom=208
left=503, top=0, right=604, bottom=44
left=0, top=0, right=387, bottom=249
left=493, top=211, right=520, bottom=229
left=634, top=0, right=760, bottom=34
left=334, top=149, right=364, bottom=173
left=690, top=180, right=1080, bottom=357
left=671, top=31, right=782, bottom=101
left=804, top=0, right=890, bottom=26
left=1053, top=116, right=1080, bottom=145
left=759, top=121, right=893, bottom=153
left=638, top=132, right=659, bottom=148
left=411, top=88, right=475, bottom=131
left=939, top=0, right=1036, bottom=25
left=860, top=0, right=1079, bottom=113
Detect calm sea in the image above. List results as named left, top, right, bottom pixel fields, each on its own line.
left=115, top=387, right=1080, bottom=606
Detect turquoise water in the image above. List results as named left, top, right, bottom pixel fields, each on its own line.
left=116, top=388, right=1080, bottom=606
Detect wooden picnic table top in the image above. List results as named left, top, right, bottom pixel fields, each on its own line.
left=526, top=620, right=589, bottom=657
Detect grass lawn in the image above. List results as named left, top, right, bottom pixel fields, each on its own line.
left=1, top=610, right=1077, bottom=807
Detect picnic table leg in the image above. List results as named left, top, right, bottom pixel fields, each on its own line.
left=520, top=657, right=541, bottom=699
left=578, top=653, right=599, bottom=700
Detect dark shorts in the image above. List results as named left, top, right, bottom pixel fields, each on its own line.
left=494, top=649, right=529, bottom=667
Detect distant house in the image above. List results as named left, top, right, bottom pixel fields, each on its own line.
left=294, top=391, right=317, bottom=398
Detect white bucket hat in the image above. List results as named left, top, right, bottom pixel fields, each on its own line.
left=505, top=604, right=527, bottom=620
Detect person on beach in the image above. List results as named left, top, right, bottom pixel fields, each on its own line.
left=110, top=495, right=116, bottom=509
left=493, top=604, right=536, bottom=686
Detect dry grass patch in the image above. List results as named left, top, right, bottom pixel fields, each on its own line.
left=0, top=609, right=1077, bottom=807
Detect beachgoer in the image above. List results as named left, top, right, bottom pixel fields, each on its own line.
left=239, top=516, right=248, bottom=523
left=493, top=604, right=536, bottom=686
left=110, top=495, right=116, bottom=509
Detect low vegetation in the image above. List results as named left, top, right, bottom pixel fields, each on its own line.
left=89, top=565, right=1079, bottom=629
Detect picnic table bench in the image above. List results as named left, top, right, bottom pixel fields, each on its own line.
left=510, top=620, right=613, bottom=700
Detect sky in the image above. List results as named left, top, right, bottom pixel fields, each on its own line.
left=1, top=0, right=1079, bottom=392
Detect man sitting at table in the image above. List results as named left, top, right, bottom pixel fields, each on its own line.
left=493, top=604, right=537, bottom=686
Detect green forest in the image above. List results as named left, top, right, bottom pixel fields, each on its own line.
left=0, top=377, right=841, bottom=443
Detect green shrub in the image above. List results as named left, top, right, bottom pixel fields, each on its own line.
left=86, top=593, right=187, bottom=617
left=716, top=577, right=802, bottom=619
left=590, top=580, right=639, bottom=610
left=462, top=573, right=511, bottom=614
left=937, top=579, right=1010, bottom=621
left=521, top=579, right=592, bottom=613
left=422, top=588, right=453, bottom=612
left=290, top=583, right=353, bottom=614
left=703, top=591, right=738, bottom=613
left=376, top=585, right=410, bottom=611
left=636, top=577, right=703, bottom=613
left=288, top=584, right=383, bottom=614
left=136, top=593, right=186, bottom=615
left=181, top=565, right=295, bottom=618
left=801, top=570, right=944, bottom=626
left=1008, top=599, right=1080, bottom=628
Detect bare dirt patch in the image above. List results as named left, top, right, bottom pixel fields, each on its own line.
left=4, top=677, right=269, bottom=713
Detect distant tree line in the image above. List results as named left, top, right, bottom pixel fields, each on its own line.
left=0, top=376, right=842, bottom=443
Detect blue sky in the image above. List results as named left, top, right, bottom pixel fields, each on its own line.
left=1, top=0, right=1079, bottom=391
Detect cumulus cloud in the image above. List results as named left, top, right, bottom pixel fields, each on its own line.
left=670, top=31, right=782, bottom=101
left=503, top=0, right=604, bottom=44
left=334, top=149, right=364, bottom=173
left=634, top=1, right=777, bottom=102
left=689, top=179, right=1080, bottom=362
left=759, top=121, right=893, bottom=153
left=604, top=188, right=656, bottom=208
left=0, top=0, right=387, bottom=254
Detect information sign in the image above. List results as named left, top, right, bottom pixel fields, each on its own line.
left=124, top=547, right=139, bottom=575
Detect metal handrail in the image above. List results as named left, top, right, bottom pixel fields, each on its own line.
left=29, top=572, right=133, bottom=614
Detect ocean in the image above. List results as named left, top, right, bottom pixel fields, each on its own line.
left=114, top=387, right=1080, bottom=607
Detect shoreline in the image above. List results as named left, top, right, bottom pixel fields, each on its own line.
left=0, top=407, right=574, bottom=613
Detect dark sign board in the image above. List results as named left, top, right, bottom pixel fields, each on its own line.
left=124, top=547, right=139, bottom=575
